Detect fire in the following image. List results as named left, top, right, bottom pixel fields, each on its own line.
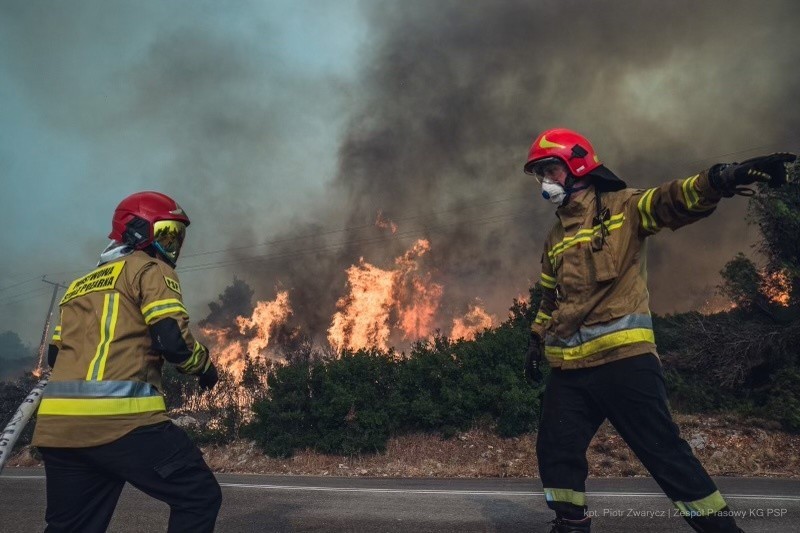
left=200, top=325, right=246, bottom=378
left=375, top=210, right=398, bottom=234
left=450, top=304, right=494, bottom=341
left=201, top=290, right=291, bottom=379
left=236, top=291, right=292, bottom=360
left=761, top=270, right=792, bottom=307
left=328, top=239, right=443, bottom=352
left=398, top=278, right=443, bottom=340
left=699, top=295, right=737, bottom=315
left=328, top=259, right=397, bottom=352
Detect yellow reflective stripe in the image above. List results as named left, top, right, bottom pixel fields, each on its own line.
left=550, top=213, right=625, bottom=256
left=179, top=341, right=207, bottom=374
left=534, top=311, right=551, bottom=325
left=681, top=175, right=699, bottom=209
left=141, top=298, right=188, bottom=325
left=52, top=325, right=62, bottom=342
left=680, top=174, right=713, bottom=212
left=674, top=490, right=727, bottom=516
left=540, top=272, right=557, bottom=289
left=637, top=188, right=658, bottom=233
left=38, top=395, right=166, bottom=416
left=548, top=214, right=625, bottom=261
left=545, top=328, right=655, bottom=360
left=86, top=293, right=119, bottom=381
left=544, top=488, right=586, bottom=507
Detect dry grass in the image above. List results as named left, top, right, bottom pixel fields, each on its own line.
left=8, top=414, right=800, bottom=478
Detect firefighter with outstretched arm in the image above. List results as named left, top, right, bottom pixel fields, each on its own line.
left=32, top=191, right=222, bottom=532
left=523, top=128, right=795, bottom=533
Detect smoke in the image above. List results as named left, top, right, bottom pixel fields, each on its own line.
left=2, top=0, right=798, bottom=348
left=231, top=0, right=800, bottom=341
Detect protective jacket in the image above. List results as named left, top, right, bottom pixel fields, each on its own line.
left=33, top=250, right=210, bottom=447
left=531, top=171, right=722, bottom=369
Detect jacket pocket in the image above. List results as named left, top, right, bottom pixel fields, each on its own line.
left=589, top=240, right=618, bottom=283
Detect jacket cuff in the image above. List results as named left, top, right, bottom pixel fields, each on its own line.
left=696, top=170, right=724, bottom=202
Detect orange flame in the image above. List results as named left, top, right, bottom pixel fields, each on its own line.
left=201, top=290, right=291, bottom=379
left=328, top=239, right=443, bottom=352
left=762, top=270, right=792, bottom=307
left=328, top=259, right=397, bottom=352
left=200, top=325, right=246, bottom=378
left=375, top=210, right=398, bottom=234
left=398, top=278, right=443, bottom=340
left=699, top=294, right=737, bottom=315
left=236, top=291, right=292, bottom=360
left=450, top=304, right=494, bottom=341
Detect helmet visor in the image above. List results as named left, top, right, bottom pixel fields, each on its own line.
left=529, top=157, right=568, bottom=184
left=152, top=219, right=187, bottom=264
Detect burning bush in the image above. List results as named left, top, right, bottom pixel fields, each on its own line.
left=247, top=291, right=541, bottom=457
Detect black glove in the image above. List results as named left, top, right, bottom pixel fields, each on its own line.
left=198, top=362, right=219, bottom=391
left=525, top=332, right=544, bottom=383
left=709, top=152, right=797, bottom=197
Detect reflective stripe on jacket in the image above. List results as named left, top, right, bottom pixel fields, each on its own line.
left=33, top=250, right=208, bottom=448
left=531, top=171, right=722, bottom=369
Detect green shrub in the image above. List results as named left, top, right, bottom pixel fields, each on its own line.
left=758, top=368, right=800, bottom=433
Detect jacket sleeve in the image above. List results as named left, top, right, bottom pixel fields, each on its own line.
left=531, top=240, right=557, bottom=339
left=137, top=262, right=211, bottom=375
left=47, top=319, right=63, bottom=368
left=633, top=170, right=723, bottom=236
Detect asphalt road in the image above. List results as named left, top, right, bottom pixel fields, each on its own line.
left=1, top=468, right=798, bottom=532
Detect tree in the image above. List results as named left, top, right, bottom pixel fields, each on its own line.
left=718, top=253, right=761, bottom=309
left=747, top=159, right=800, bottom=311
left=0, top=331, right=35, bottom=381
left=199, top=277, right=255, bottom=328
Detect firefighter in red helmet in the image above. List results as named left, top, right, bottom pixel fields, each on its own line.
left=33, top=191, right=222, bottom=532
left=524, top=128, right=796, bottom=533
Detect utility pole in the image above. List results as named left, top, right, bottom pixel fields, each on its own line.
left=35, top=277, right=67, bottom=374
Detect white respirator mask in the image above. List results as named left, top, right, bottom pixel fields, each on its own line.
left=541, top=178, right=567, bottom=205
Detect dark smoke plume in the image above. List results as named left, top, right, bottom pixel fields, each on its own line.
left=3, top=1, right=798, bottom=349
left=231, top=0, right=800, bottom=343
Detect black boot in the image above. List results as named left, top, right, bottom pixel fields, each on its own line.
left=682, top=507, right=743, bottom=532
left=549, top=516, right=591, bottom=532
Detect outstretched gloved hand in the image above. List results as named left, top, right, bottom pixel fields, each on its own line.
left=709, top=152, right=797, bottom=197
left=525, top=331, right=544, bottom=384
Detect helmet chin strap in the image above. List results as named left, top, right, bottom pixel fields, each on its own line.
left=561, top=182, right=591, bottom=206
left=541, top=172, right=592, bottom=206
left=151, top=241, right=177, bottom=268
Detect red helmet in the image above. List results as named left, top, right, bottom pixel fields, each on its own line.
left=523, top=128, right=602, bottom=178
left=110, top=191, right=190, bottom=265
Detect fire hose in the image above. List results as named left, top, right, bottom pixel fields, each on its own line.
left=0, top=374, right=48, bottom=474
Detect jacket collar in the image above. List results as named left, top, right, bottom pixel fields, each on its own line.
left=98, top=240, right=134, bottom=266
left=556, top=187, right=595, bottom=226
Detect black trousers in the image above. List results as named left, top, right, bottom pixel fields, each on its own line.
left=39, top=421, right=222, bottom=533
left=536, top=353, right=724, bottom=517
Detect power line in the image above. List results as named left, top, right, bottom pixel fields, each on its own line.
left=178, top=209, right=532, bottom=274
left=180, top=196, right=522, bottom=260
left=5, top=139, right=798, bottom=283
left=0, top=287, right=51, bottom=307
left=0, top=285, right=52, bottom=305
left=9, top=196, right=527, bottom=282
left=0, top=276, right=40, bottom=293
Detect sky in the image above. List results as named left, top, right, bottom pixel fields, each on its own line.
left=1, top=0, right=799, bottom=356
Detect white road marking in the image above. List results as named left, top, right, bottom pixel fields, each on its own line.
left=5, top=476, right=800, bottom=502
left=216, top=483, right=800, bottom=502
